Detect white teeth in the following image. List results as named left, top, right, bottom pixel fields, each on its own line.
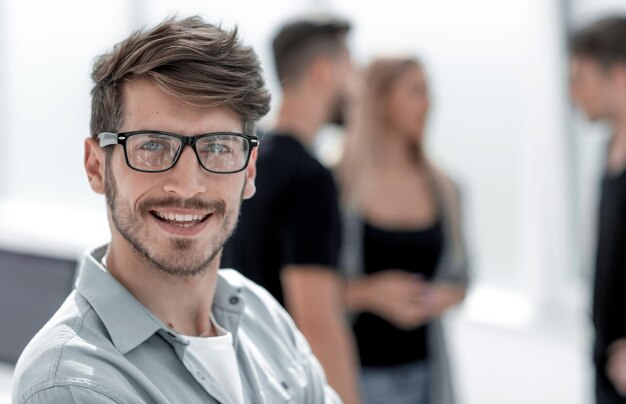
left=155, top=211, right=207, bottom=223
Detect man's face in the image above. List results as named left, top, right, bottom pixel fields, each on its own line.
left=93, top=79, right=256, bottom=277
left=327, top=46, right=353, bottom=126
left=570, top=55, right=613, bottom=121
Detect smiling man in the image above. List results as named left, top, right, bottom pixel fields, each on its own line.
left=12, top=16, right=339, bottom=404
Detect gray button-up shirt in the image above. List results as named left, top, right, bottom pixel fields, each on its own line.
left=12, top=246, right=339, bottom=403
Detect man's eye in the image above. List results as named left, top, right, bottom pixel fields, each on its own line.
left=139, top=141, right=166, bottom=151
left=204, top=143, right=232, bottom=154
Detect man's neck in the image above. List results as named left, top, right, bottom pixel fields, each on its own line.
left=273, top=89, right=327, bottom=146
left=104, top=236, right=218, bottom=337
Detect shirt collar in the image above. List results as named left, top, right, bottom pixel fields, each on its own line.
left=211, top=270, right=246, bottom=342
left=76, top=245, right=165, bottom=354
left=76, top=245, right=247, bottom=354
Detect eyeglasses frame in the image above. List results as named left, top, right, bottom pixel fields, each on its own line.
left=98, top=130, right=259, bottom=174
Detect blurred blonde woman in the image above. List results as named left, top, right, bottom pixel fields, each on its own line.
left=338, top=56, right=470, bottom=404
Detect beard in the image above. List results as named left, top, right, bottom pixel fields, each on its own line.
left=328, top=93, right=347, bottom=127
left=104, top=160, right=242, bottom=278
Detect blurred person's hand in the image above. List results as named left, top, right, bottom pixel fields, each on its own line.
left=347, top=270, right=431, bottom=330
left=345, top=271, right=467, bottom=330
left=426, top=283, right=467, bottom=317
left=607, top=339, right=626, bottom=396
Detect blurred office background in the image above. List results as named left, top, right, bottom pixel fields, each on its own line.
left=1, top=0, right=625, bottom=402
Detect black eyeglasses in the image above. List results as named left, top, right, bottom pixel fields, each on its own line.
left=98, top=131, right=259, bottom=174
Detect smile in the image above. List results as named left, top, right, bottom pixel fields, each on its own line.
left=151, top=210, right=211, bottom=228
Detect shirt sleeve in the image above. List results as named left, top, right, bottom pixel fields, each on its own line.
left=297, top=333, right=343, bottom=403
left=235, top=272, right=343, bottom=403
left=21, top=385, right=121, bottom=404
left=278, top=170, right=342, bottom=269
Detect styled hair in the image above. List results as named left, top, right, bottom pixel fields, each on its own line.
left=272, top=15, right=350, bottom=87
left=90, top=16, right=271, bottom=138
left=339, top=56, right=425, bottom=207
left=571, top=16, right=626, bottom=67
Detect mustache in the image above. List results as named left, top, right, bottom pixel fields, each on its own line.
left=138, top=197, right=226, bottom=215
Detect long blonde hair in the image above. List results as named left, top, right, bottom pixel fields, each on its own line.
left=339, top=56, right=426, bottom=209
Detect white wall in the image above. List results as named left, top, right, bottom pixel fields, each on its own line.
left=0, top=1, right=134, bottom=256
left=4, top=0, right=131, bottom=208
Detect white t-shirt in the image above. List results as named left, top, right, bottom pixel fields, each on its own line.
left=101, top=254, right=244, bottom=403
left=184, top=317, right=245, bottom=404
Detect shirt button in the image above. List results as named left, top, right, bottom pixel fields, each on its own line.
left=229, top=296, right=239, bottom=305
left=196, top=371, right=206, bottom=380
left=281, top=381, right=289, bottom=390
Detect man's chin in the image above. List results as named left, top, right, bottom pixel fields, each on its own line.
left=146, top=241, right=221, bottom=278
left=148, top=255, right=209, bottom=278
left=169, top=237, right=196, bottom=252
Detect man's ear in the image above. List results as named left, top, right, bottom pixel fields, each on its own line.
left=84, top=137, right=106, bottom=195
left=242, top=147, right=257, bottom=200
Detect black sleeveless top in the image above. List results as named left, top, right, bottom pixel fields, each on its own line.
left=353, top=218, right=444, bottom=367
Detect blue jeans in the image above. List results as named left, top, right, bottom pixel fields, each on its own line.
left=360, top=361, right=429, bottom=404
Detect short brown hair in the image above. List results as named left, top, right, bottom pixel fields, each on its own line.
left=571, top=16, right=626, bottom=67
left=272, top=15, right=350, bottom=87
left=90, top=16, right=271, bottom=138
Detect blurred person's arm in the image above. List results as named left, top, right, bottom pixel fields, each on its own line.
left=345, top=270, right=429, bottom=330
left=345, top=270, right=465, bottom=330
left=425, top=282, right=466, bottom=317
left=606, top=338, right=626, bottom=396
left=282, top=266, right=361, bottom=404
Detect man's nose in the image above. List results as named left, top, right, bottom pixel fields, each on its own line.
left=162, top=146, right=207, bottom=198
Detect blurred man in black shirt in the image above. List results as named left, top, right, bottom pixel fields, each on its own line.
left=222, top=15, right=360, bottom=404
left=571, top=16, right=626, bottom=404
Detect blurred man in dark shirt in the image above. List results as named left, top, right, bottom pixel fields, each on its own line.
left=571, top=16, right=626, bottom=404
left=222, top=15, right=360, bottom=404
